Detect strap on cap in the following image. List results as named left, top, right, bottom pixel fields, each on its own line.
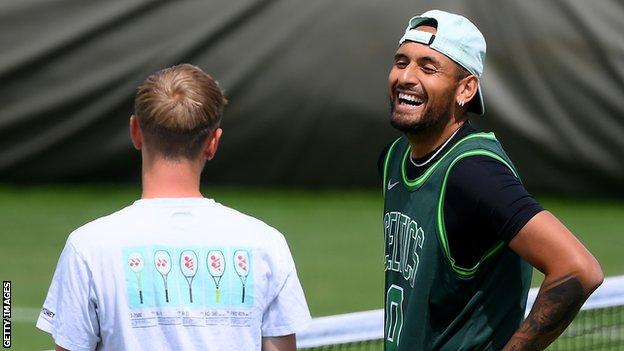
left=399, top=30, right=435, bottom=45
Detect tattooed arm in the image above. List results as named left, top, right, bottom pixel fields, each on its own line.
left=503, top=211, right=603, bottom=351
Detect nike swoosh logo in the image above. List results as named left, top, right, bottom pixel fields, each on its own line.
left=387, top=179, right=400, bottom=190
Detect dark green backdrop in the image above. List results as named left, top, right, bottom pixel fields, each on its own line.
left=1, top=0, right=623, bottom=194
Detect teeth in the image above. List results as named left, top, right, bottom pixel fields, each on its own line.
left=398, top=92, right=422, bottom=104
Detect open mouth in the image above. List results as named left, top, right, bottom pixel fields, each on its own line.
left=397, top=92, right=424, bottom=107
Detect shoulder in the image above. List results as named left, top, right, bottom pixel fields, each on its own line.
left=378, top=137, right=407, bottom=177
left=67, top=204, right=136, bottom=246
left=210, top=202, right=290, bottom=253
left=451, top=153, right=514, bottom=175
left=446, top=155, right=518, bottom=196
left=213, top=202, right=284, bottom=237
left=445, top=155, right=543, bottom=242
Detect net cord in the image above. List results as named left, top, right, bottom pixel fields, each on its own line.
left=297, top=275, right=624, bottom=348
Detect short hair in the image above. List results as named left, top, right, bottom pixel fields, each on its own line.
left=134, top=64, right=227, bottom=159
left=454, top=65, right=471, bottom=81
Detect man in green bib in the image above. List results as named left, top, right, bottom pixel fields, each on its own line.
left=382, top=10, right=603, bottom=350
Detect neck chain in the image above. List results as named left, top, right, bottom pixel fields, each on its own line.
left=410, top=126, right=462, bottom=167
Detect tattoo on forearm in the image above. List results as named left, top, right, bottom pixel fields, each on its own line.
left=504, top=275, right=586, bottom=351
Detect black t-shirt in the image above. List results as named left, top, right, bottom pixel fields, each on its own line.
left=379, top=122, right=543, bottom=268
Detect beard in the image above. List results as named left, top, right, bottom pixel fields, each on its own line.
left=389, top=92, right=455, bottom=135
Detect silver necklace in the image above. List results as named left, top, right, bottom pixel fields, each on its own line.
left=410, top=127, right=462, bottom=167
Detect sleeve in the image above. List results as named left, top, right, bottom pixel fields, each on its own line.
left=36, top=239, right=100, bottom=351
left=443, top=156, right=544, bottom=268
left=447, top=156, right=544, bottom=243
left=378, top=143, right=392, bottom=180
left=261, top=232, right=311, bottom=337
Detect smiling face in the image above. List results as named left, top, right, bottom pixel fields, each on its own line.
left=388, top=26, right=464, bottom=134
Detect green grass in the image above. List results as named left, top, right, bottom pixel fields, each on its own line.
left=1, top=185, right=623, bottom=350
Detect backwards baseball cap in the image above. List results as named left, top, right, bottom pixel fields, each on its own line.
left=399, top=10, right=486, bottom=115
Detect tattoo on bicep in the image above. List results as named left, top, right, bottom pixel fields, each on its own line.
left=506, top=274, right=585, bottom=350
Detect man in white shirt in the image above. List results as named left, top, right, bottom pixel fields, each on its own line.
left=37, top=64, right=311, bottom=351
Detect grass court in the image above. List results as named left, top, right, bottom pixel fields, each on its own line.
left=1, top=185, right=622, bottom=350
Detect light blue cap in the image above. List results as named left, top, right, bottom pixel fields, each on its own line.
left=399, top=10, right=486, bottom=115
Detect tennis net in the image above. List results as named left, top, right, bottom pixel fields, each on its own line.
left=297, top=275, right=624, bottom=350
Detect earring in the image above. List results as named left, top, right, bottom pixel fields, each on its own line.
left=458, top=100, right=465, bottom=107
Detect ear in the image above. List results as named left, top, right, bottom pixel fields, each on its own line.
left=455, top=75, right=479, bottom=108
left=129, top=115, right=142, bottom=150
left=203, top=128, right=223, bottom=161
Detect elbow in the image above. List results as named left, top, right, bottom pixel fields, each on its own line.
left=547, top=253, right=604, bottom=296
left=587, top=265, right=604, bottom=294
left=576, top=257, right=603, bottom=295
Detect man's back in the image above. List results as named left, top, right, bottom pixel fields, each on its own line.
left=37, top=198, right=310, bottom=350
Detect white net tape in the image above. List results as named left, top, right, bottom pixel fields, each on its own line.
left=298, top=275, right=624, bottom=349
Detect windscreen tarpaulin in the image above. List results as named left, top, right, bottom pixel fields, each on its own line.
left=1, top=0, right=623, bottom=195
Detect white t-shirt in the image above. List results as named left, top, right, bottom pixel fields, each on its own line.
left=37, top=198, right=311, bottom=351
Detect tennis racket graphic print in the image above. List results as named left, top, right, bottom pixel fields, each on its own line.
left=128, top=252, right=145, bottom=304
left=234, top=250, right=250, bottom=303
left=154, top=250, right=172, bottom=303
left=180, top=250, right=198, bottom=303
left=207, top=250, right=225, bottom=303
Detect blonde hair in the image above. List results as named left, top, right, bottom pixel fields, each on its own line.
left=134, top=64, right=227, bottom=159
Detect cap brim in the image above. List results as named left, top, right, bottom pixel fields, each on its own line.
left=467, top=84, right=484, bottom=116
